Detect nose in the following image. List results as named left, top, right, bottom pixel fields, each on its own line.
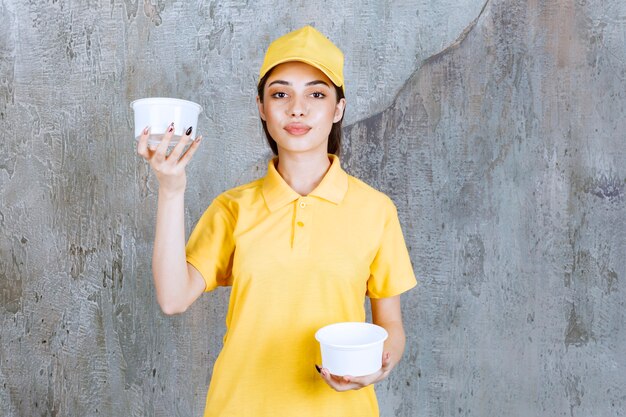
left=288, top=95, right=306, bottom=117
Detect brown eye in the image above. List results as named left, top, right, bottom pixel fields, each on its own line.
left=311, top=92, right=326, bottom=98
left=271, top=92, right=288, bottom=98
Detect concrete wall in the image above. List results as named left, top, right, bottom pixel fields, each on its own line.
left=1, top=0, right=624, bottom=416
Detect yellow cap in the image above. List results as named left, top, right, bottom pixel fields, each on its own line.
left=259, top=26, right=345, bottom=92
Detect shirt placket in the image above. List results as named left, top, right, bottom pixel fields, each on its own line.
left=292, top=197, right=312, bottom=253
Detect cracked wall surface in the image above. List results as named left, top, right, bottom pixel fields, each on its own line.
left=1, top=0, right=625, bottom=416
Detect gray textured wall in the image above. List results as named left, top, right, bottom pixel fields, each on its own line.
left=1, top=0, right=625, bottom=416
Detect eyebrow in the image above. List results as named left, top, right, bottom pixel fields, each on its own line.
left=267, top=79, right=330, bottom=88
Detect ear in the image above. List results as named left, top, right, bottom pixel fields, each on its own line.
left=333, top=98, right=346, bottom=123
left=257, top=96, right=266, bottom=121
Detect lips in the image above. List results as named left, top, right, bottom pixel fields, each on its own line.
left=284, top=123, right=311, bottom=136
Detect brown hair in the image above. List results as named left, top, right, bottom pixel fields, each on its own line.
left=257, top=70, right=345, bottom=156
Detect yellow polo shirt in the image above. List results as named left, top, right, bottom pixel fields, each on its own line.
left=186, top=155, right=417, bottom=417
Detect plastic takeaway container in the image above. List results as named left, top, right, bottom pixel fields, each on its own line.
left=315, top=322, right=388, bottom=377
left=130, top=97, right=203, bottom=147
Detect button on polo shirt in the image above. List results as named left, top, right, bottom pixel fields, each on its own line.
left=186, top=154, right=417, bottom=417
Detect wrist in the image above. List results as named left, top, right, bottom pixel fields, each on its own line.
left=155, top=171, right=187, bottom=199
left=157, top=186, right=185, bottom=201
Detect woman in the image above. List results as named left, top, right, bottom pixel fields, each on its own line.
left=137, top=25, right=417, bottom=417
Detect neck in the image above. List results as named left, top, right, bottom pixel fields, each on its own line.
left=276, top=151, right=332, bottom=196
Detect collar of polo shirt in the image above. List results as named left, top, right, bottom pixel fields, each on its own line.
left=262, top=154, right=349, bottom=212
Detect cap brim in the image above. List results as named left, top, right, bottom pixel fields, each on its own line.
left=259, top=57, right=344, bottom=92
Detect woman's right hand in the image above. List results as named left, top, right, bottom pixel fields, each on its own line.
left=137, top=122, right=202, bottom=196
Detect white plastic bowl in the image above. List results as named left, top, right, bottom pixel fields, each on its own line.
left=130, top=97, right=203, bottom=147
left=315, top=322, right=388, bottom=377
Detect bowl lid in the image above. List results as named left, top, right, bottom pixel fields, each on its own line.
left=315, top=322, right=388, bottom=349
left=130, top=97, right=203, bottom=113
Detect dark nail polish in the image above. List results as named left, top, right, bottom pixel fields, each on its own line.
left=185, top=126, right=193, bottom=136
left=315, top=364, right=321, bottom=373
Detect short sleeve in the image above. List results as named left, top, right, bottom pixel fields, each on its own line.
left=367, top=199, right=418, bottom=298
left=185, top=196, right=236, bottom=292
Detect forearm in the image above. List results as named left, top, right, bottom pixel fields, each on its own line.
left=376, top=318, right=406, bottom=368
left=152, top=189, right=190, bottom=314
left=371, top=295, right=406, bottom=369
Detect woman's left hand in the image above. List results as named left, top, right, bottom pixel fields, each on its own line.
left=317, top=351, right=393, bottom=391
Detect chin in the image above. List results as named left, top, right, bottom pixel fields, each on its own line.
left=279, top=144, right=327, bottom=155
left=274, top=137, right=323, bottom=153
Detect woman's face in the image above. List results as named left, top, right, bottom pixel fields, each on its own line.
left=257, top=61, right=345, bottom=156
